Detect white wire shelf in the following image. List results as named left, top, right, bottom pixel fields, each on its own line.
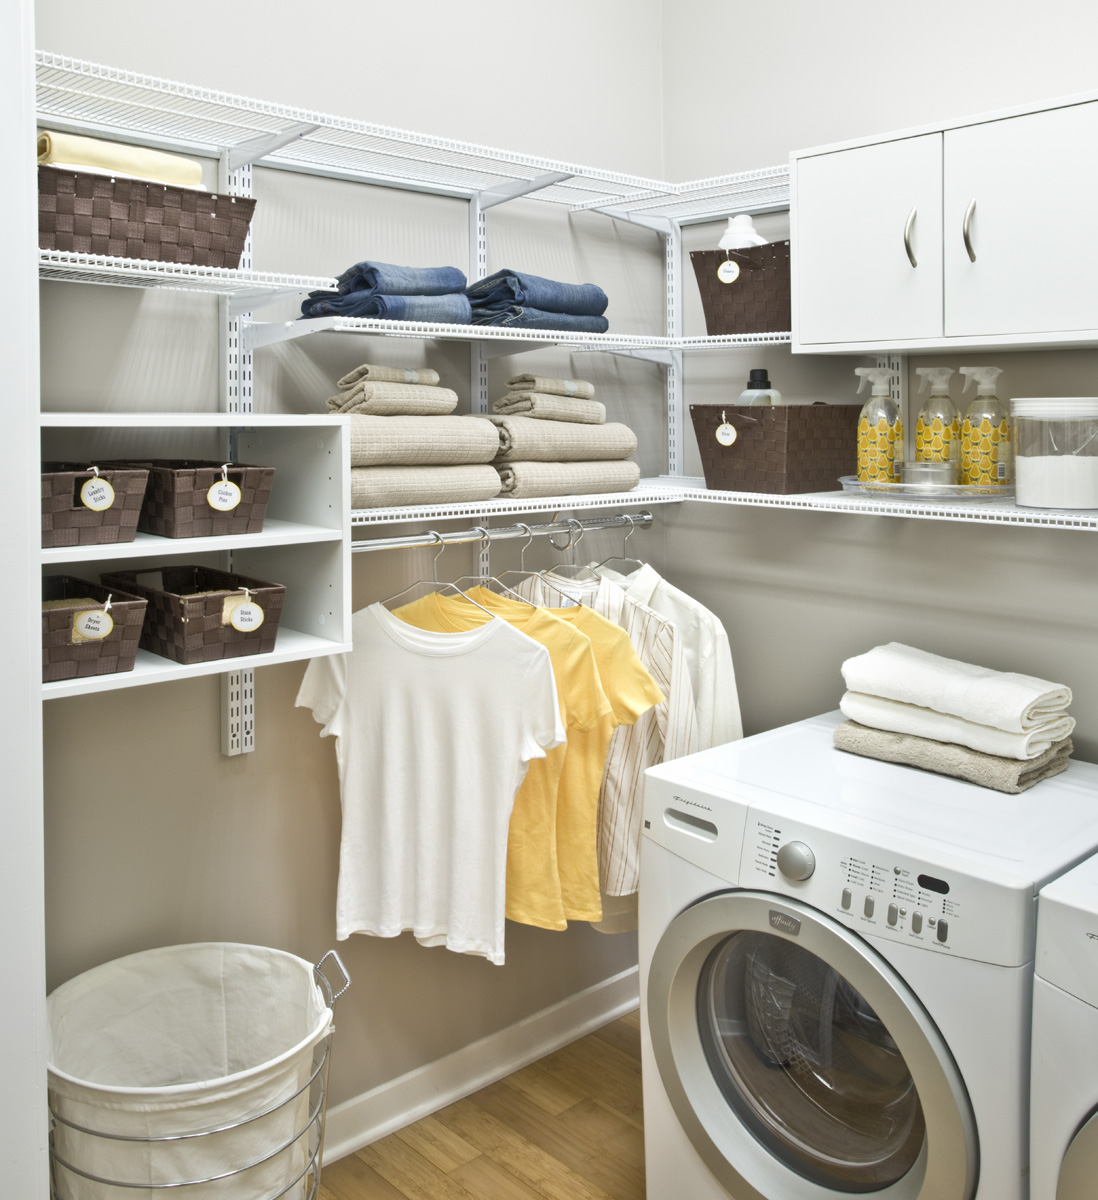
left=573, top=165, right=792, bottom=225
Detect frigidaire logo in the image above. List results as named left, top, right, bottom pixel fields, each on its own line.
left=672, top=794, right=713, bottom=813
left=769, top=911, right=801, bottom=936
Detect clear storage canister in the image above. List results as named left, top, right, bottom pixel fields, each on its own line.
left=1012, top=398, right=1098, bottom=509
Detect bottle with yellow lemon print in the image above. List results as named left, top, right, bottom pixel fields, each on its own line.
left=914, top=367, right=959, bottom=464
left=959, top=366, right=1011, bottom=486
left=855, top=367, right=903, bottom=484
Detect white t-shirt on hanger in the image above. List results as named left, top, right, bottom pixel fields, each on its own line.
left=296, top=602, right=564, bottom=965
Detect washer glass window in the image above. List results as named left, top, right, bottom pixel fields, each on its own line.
left=698, top=931, right=926, bottom=1193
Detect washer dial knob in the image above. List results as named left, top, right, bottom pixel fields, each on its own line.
left=776, top=840, right=816, bottom=881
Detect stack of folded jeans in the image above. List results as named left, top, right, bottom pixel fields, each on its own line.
left=834, top=642, right=1075, bottom=794
left=301, top=261, right=472, bottom=324
left=466, top=269, right=609, bottom=333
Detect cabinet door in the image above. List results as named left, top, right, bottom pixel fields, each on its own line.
left=945, top=102, right=1098, bottom=337
left=795, top=135, right=943, bottom=345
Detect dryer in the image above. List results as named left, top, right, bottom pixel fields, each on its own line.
left=639, top=712, right=1098, bottom=1200
left=1031, top=852, right=1098, bottom=1200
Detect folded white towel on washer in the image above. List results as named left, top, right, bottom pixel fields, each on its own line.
left=841, top=642, right=1072, bottom=734
left=839, top=691, right=1076, bottom=761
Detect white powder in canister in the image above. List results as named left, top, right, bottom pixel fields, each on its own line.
left=1016, top=454, right=1098, bottom=509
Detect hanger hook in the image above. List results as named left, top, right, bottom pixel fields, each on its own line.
left=516, top=522, right=535, bottom=572
left=567, top=518, right=583, bottom=566
left=471, top=526, right=491, bottom=548
left=622, top=514, right=636, bottom=548
left=429, top=531, right=445, bottom=583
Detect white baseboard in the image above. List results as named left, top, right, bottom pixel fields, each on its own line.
left=323, top=964, right=640, bottom=1163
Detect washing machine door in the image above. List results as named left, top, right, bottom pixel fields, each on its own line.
left=647, top=891, right=978, bottom=1200
left=1057, top=1107, right=1098, bottom=1199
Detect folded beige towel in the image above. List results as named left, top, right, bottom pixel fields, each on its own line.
left=327, top=382, right=458, bottom=417
left=492, top=392, right=606, bottom=425
left=338, top=362, right=441, bottom=389
left=351, top=465, right=501, bottom=509
left=834, top=720, right=1073, bottom=795
left=496, top=460, right=640, bottom=499
left=348, top=415, right=498, bottom=467
left=489, top=415, right=637, bottom=463
left=507, top=374, right=594, bottom=400
left=38, top=131, right=203, bottom=189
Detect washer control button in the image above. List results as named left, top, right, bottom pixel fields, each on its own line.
left=900, top=908, right=907, bottom=917
left=864, top=896, right=875, bottom=918
left=912, top=911, right=923, bottom=934
left=841, top=888, right=852, bottom=910
left=887, top=903, right=899, bottom=926
left=928, top=917, right=937, bottom=927
left=937, top=920, right=949, bottom=943
left=776, top=841, right=816, bottom=881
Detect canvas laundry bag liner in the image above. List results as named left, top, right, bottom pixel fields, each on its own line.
left=47, top=942, right=333, bottom=1200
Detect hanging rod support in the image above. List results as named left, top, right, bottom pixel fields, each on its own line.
left=589, top=206, right=677, bottom=235
left=223, top=122, right=321, bottom=173
left=352, top=511, right=653, bottom=554
left=228, top=287, right=320, bottom=319
left=477, top=171, right=575, bottom=209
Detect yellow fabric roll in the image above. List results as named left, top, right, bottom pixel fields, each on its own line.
left=37, top=131, right=204, bottom=189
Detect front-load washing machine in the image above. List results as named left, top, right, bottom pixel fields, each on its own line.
left=639, top=712, right=1098, bottom=1200
left=1030, top=852, right=1098, bottom=1199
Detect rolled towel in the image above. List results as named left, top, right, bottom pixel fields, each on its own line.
left=469, top=304, right=609, bottom=334
left=301, top=290, right=472, bottom=324
left=326, top=382, right=458, bottom=417
left=834, top=720, right=1073, bottom=795
left=467, top=269, right=608, bottom=317
left=338, top=363, right=440, bottom=389
left=489, top=415, right=637, bottom=463
left=507, top=374, right=595, bottom=400
left=496, top=460, right=640, bottom=499
left=350, top=464, right=501, bottom=509
left=842, top=642, right=1072, bottom=733
left=37, top=131, right=203, bottom=189
left=493, top=392, right=606, bottom=425
left=348, top=415, right=498, bottom=467
left=336, top=261, right=466, bottom=297
left=840, top=691, right=1076, bottom=761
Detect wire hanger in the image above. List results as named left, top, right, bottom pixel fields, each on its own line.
left=447, top=527, right=537, bottom=607
left=542, top=519, right=600, bottom=582
left=590, top=515, right=645, bottom=575
left=496, top=522, right=586, bottom=606
left=379, top=531, right=496, bottom=617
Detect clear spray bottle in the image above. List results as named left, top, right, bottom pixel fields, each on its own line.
left=914, top=367, right=959, bottom=463
left=959, top=366, right=1010, bottom=486
left=855, top=367, right=903, bottom=483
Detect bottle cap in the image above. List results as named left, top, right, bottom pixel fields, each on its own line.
left=747, top=369, right=771, bottom=389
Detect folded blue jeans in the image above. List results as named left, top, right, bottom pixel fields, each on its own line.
left=301, top=290, right=472, bottom=323
left=469, top=304, right=609, bottom=333
left=336, top=261, right=467, bottom=297
left=467, top=269, right=608, bottom=317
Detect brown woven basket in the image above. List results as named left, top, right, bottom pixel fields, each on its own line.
left=689, top=244, right=791, bottom=335
left=690, top=403, right=860, bottom=494
left=107, top=460, right=276, bottom=538
left=43, top=576, right=148, bottom=682
left=99, top=566, right=285, bottom=665
left=38, top=165, right=256, bottom=268
left=42, top=464, right=149, bottom=549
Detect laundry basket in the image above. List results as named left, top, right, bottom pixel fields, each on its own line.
left=47, top=943, right=350, bottom=1200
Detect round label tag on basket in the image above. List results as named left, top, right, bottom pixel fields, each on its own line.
left=229, top=601, right=265, bottom=632
left=72, top=608, right=114, bottom=642
left=80, top=476, right=115, bottom=511
left=207, top=480, right=242, bottom=511
left=717, top=259, right=741, bottom=285
left=716, top=422, right=738, bottom=447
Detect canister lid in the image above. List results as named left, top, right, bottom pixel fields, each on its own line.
left=1012, top=397, right=1098, bottom=418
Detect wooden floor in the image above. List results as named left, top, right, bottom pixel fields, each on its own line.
left=320, top=1011, right=645, bottom=1200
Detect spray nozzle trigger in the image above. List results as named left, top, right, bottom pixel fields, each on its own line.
left=855, top=367, right=898, bottom=397
left=915, top=367, right=954, bottom=395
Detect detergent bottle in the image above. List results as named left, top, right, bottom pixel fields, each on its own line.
left=914, top=367, right=959, bottom=463
left=959, top=366, right=1011, bottom=486
left=855, top=367, right=903, bottom=483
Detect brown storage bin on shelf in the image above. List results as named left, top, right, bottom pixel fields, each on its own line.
left=690, top=403, right=860, bottom=495
left=111, top=460, right=276, bottom=538
left=689, top=243, right=791, bottom=335
left=42, top=576, right=147, bottom=682
left=38, top=165, right=256, bottom=268
left=41, top=463, right=149, bottom=548
left=99, top=566, right=285, bottom=665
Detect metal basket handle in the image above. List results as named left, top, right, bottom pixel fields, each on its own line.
left=314, top=950, right=351, bottom=1005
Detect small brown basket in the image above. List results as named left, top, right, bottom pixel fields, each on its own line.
left=38, top=165, right=256, bottom=269
left=99, top=566, right=285, bottom=665
left=109, top=460, right=276, bottom=539
left=690, top=403, right=860, bottom=495
left=42, top=464, right=149, bottom=549
left=689, top=244, right=791, bottom=335
left=43, top=576, right=148, bottom=682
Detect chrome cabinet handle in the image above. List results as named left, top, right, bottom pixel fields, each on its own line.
left=903, top=206, right=918, bottom=267
left=962, top=198, right=977, bottom=262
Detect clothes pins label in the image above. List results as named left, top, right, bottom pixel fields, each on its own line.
left=208, top=463, right=242, bottom=511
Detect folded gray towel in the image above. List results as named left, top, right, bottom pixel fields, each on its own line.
left=489, top=414, right=637, bottom=463
left=833, top=720, right=1073, bottom=794
left=348, top=415, right=499, bottom=467
left=338, top=362, right=441, bottom=389
left=507, top=373, right=594, bottom=399
left=350, top=464, right=501, bottom=509
left=327, top=381, right=458, bottom=416
left=492, top=392, right=606, bottom=425
left=495, top=460, right=640, bottom=499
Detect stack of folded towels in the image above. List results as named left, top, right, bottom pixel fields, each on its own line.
left=467, top=270, right=609, bottom=333
left=489, top=374, right=640, bottom=498
left=835, top=642, right=1075, bottom=794
left=301, top=261, right=471, bottom=324
left=328, top=363, right=500, bottom=508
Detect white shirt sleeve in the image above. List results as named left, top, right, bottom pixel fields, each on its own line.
left=520, top=645, right=566, bottom=761
left=295, top=653, right=348, bottom=738
left=701, top=627, right=743, bottom=745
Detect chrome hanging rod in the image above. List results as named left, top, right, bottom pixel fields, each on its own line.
left=351, top=510, right=653, bottom=554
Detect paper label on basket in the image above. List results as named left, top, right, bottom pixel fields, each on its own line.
left=222, top=595, right=265, bottom=631
left=71, top=608, right=114, bottom=643
left=717, top=259, right=741, bottom=284
left=716, top=423, right=738, bottom=446
left=207, top=480, right=242, bottom=511
left=80, top=477, right=115, bottom=511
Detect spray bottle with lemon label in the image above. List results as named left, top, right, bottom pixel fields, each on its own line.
left=855, top=367, right=902, bottom=483
left=914, top=367, right=958, bottom=463
left=959, top=366, right=1010, bottom=486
